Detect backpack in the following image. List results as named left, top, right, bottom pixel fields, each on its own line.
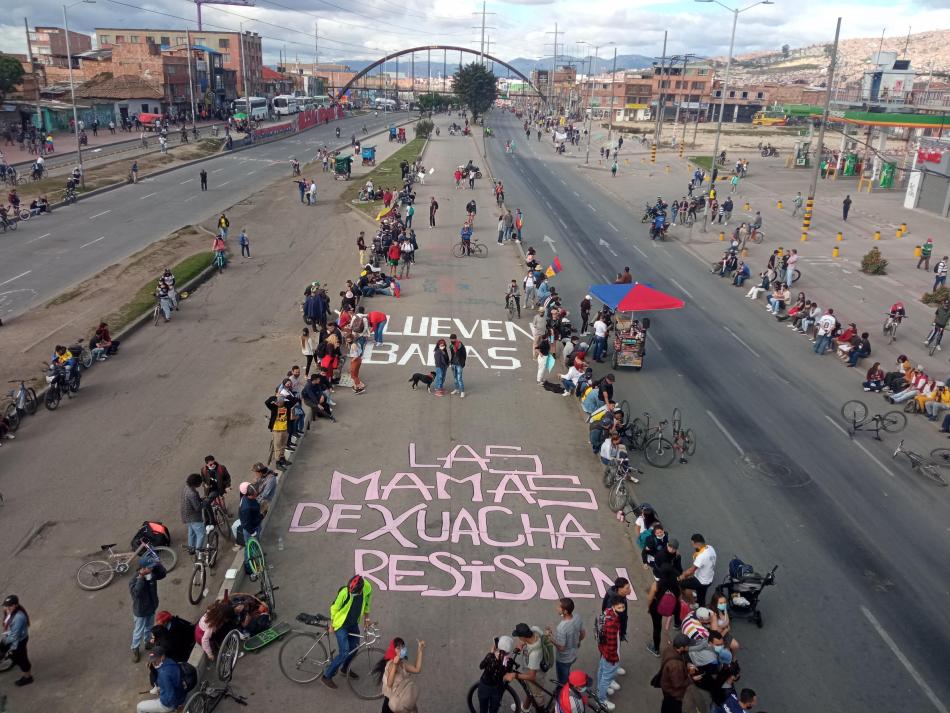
left=534, top=626, right=555, bottom=673
left=351, top=315, right=365, bottom=333
left=131, top=521, right=171, bottom=550
left=179, top=661, right=198, bottom=693
left=594, top=611, right=606, bottom=645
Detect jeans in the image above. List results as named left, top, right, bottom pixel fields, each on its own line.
left=525, top=286, right=537, bottom=308
left=596, top=657, right=619, bottom=702
left=934, top=276, right=946, bottom=291
left=373, top=320, right=386, bottom=345
left=891, top=389, right=918, bottom=403
left=813, top=334, right=832, bottom=354
left=187, top=521, right=206, bottom=552
left=132, top=613, right=155, bottom=649
left=592, top=336, right=607, bottom=361
left=734, top=274, right=748, bottom=287
left=477, top=682, right=504, bottom=713
left=324, top=623, right=360, bottom=679
left=452, top=364, right=465, bottom=392
left=434, top=367, right=446, bottom=390
left=848, top=348, right=869, bottom=366
left=926, top=401, right=950, bottom=419
left=555, top=659, right=574, bottom=686
left=241, top=243, right=250, bottom=257
left=561, top=378, right=575, bottom=393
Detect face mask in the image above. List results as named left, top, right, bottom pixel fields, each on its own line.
left=399, top=647, right=408, bottom=660
left=718, top=603, right=727, bottom=612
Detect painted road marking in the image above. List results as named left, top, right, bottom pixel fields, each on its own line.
left=607, top=222, right=619, bottom=233
left=26, top=233, right=51, bottom=244
left=88, top=210, right=111, bottom=220
left=219, top=180, right=233, bottom=187
left=79, top=236, right=105, bottom=248
left=669, top=278, right=694, bottom=300
left=573, top=191, right=580, bottom=197
left=139, top=192, right=157, bottom=200
left=212, top=168, right=225, bottom=173
left=633, top=245, right=648, bottom=259
left=0, top=270, right=31, bottom=287
left=861, top=606, right=949, bottom=713
left=706, top=409, right=744, bottom=456
left=184, top=195, right=198, bottom=202
left=650, top=334, right=663, bottom=351
left=823, top=415, right=896, bottom=478
left=558, top=217, right=567, bottom=229
left=723, top=325, right=761, bottom=358
left=248, top=170, right=256, bottom=175
left=587, top=203, right=598, bottom=213
left=180, top=178, right=194, bottom=184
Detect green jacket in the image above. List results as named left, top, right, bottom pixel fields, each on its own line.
left=330, top=579, right=373, bottom=629
left=922, top=242, right=933, bottom=257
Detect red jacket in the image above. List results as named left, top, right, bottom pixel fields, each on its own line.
left=598, top=608, right=621, bottom=663
left=388, top=243, right=401, bottom=261
left=368, top=311, right=387, bottom=328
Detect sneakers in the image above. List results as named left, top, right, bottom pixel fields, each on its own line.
left=616, top=667, right=626, bottom=676
left=460, top=392, right=466, bottom=398
left=149, top=686, right=159, bottom=694
left=510, top=705, right=531, bottom=713
left=599, top=701, right=616, bottom=711
left=646, top=644, right=660, bottom=657
left=562, top=391, right=571, bottom=397
left=14, top=676, right=33, bottom=687
left=863, top=387, right=871, bottom=392
left=451, top=389, right=459, bottom=394
left=608, top=681, right=621, bottom=694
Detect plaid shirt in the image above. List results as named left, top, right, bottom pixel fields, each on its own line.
left=598, top=608, right=621, bottom=663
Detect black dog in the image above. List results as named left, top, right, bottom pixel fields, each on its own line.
left=409, top=371, right=436, bottom=391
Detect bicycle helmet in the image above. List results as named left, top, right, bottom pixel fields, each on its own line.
left=348, top=575, right=364, bottom=593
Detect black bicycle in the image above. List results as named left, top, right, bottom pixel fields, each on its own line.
left=841, top=400, right=907, bottom=440
left=183, top=680, right=247, bottom=712
left=466, top=660, right=611, bottom=713
left=926, top=324, right=944, bottom=356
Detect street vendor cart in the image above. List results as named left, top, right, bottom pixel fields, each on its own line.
left=397, top=127, right=407, bottom=143
left=334, top=154, right=353, bottom=180
left=611, top=314, right=649, bottom=370
left=361, top=145, right=376, bottom=166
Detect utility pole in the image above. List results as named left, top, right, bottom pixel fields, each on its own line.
left=239, top=23, right=250, bottom=101
left=23, top=18, right=43, bottom=131
left=185, top=29, right=197, bottom=127
left=545, top=23, right=560, bottom=113
left=584, top=45, right=596, bottom=164
left=472, top=1, right=495, bottom=66
left=654, top=31, right=668, bottom=145
left=62, top=3, right=85, bottom=189
left=801, top=17, right=841, bottom=244
left=606, top=46, right=617, bottom=143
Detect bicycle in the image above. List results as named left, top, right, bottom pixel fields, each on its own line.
left=206, top=492, right=232, bottom=541
left=629, top=412, right=675, bottom=467
left=278, top=613, right=385, bottom=699
left=217, top=619, right=293, bottom=681
left=183, top=680, right=247, bottom=712
left=465, top=659, right=611, bottom=713
left=213, top=251, right=227, bottom=273
left=453, top=238, right=487, bottom=258
left=926, top=324, right=944, bottom=356
left=187, top=524, right=220, bottom=605
left=76, top=540, right=178, bottom=590
left=0, top=215, right=17, bottom=233
left=747, top=228, right=764, bottom=244
left=841, top=399, right=907, bottom=440
left=892, top=439, right=947, bottom=486
left=4, top=379, right=37, bottom=432
left=603, top=454, right=643, bottom=512
left=505, top=294, right=518, bottom=321
left=670, top=407, right=696, bottom=461
left=71, top=338, right=93, bottom=369
left=245, top=534, right=277, bottom=614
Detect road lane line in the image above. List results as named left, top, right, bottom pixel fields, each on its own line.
left=669, top=278, right=694, bottom=300
left=650, top=334, right=663, bottom=351
left=247, top=170, right=256, bottom=175
left=219, top=180, right=233, bottom=187
left=633, top=244, right=648, bottom=259
left=573, top=191, right=580, bottom=197
left=607, top=222, right=619, bottom=233
left=558, top=217, right=567, bottom=229
left=26, top=233, right=51, bottom=244
left=180, top=178, right=194, bottom=184
left=0, top=270, right=31, bottom=287
left=825, top=416, right=850, bottom=437
left=139, top=192, right=157, bottom=200
left=88, top=210, right=111, bottom=220
left=184, top=195, right=198, bottom=202
left=212, top=168, right=225, bottom=173
left=706, top=409, right=744, bottom=456
left=723, top=326, right=761, bottom=358
left=79, top=236, right=105, bottom=248
left=823, top=415, right=896, bottom=478
left=587, top=203, right=598, bottom=213
left=861, top=606, right=949, bottom=713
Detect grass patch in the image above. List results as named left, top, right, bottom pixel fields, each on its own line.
left=106, top=250, right=214, bottom=330
left=342, top=137, right=426, bottom=219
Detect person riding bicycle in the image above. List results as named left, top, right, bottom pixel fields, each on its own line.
left=506, top=279, right=521, bottom=318
left=888, top=302, right=906, bottom=323
left=927, top=300, right=950, bottom=346
left=460, top=222, right=474, bottom=255
left=200, top=454, right=232, bottom=505
left=556, top=670, right=591, bottom=713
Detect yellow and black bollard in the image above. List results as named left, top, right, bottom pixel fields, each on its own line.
left=836, top=231, right=843, bottom=242
left=832, top=246, right=840, bottom=258
left=650, top=144, right=657, bottom=164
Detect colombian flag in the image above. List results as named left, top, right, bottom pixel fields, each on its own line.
left=545, top=256, right=563, bottom=278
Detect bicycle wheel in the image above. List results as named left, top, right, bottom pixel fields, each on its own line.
left=840, top=400, right=867, bottom=426
left=602, top=462, right=615, bottom=488
left=919, top=463, right=948, bottom=487
left=474, top=243, right=488, bottom=258
left=4, top=403, right=20, bottom=432
left=182, top=689, right=209, bottom=713
left=930, top=448, right=950, bottom=468
left=188, top=564, right=206, bottom=605
left=0, top=654, right=13, bottom=672
left=644, top=436, right=675, bottom=468
left=80, top=348, right=93, bottom=369
left=608, top=481, right=630, bottom=512
left=345, top=645, right=386, bottom=700
left=206, top=528, right=220, bottom=568
left=45, top=386, right=60, bottom=410
left=929, top=333, right=941, bottom=356
left=76, top=560, right=115, bottom=590
left=452, top=242, right=466, bottom=258
left=24, top=388, right=37, bottom=415
left=153, top=546, right=178, bottom=573
left=880, top=411, right=907, bottom=433
left=279, top=632, right=329, bottom=683
left=618, top=400, right=631, bottom=428
left=881, top=318, right=892, bottom=339
left=217, top=629, right=242, bottom=682
left=246, top=537, right=265, bottom=575
left=467, top=682, right=520, bottom=713
left=629, top=418, right=646, bottom=450
left=684, top=428, right=697, bottom=456
left=214, top=504, right=232, bottom=541
left=260, top=567, right=277, bottom=615
left=672, top=407, right=682, bottom=435
left=153, top=304, right=161, bottom=326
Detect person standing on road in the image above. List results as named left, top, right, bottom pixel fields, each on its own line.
left=591, top=315, right=609, bottom=363
left=933, top=257, right=948, bottom=292
left=813, top=308, right=837, bottom=355
left=511, top=623, right=545, bottom=713
left=918, top=238, right=934, bottom=270
left=468, top=167, right=477, bottom=189
left=429, top=196, right=439, bottom=227
left=660, top=634, right=693, bottom=713
left=308, top=179, right=317, bottom=206
left=610, top=160, right=618, bottom=177
left=433, top=339, right=450, bottom=396
left=181, top=473, right=206, bottom=555
left=405, top=202, right=414, bottom=228
left=595, top=595, right=624, bottom=710
left=376, top=637, right=425, bottom=713
left=547, top=597, right=585, bottom=686
left=239, top=228, right=250, bottom=258
left=108, top=119, right=116, bottom=134
left=296, top=178, right=307, bottom=203
left=200, top=169, right=208, bottom=191
left=678, top=534, right=717, bottom=606
left=475, top=636, right=517, bottom=713
left=842, top=194, right=852, bottom=221
left=130, top=160, right=139, bottom=183
left=322, top=575, right=373, bottom=690
left=264, top=395, right=291, bottom=470
left=1, top=595, right=33, bottom=687
left=238, top=482, right=263, bottom=572
left=506, top=279, right=522, bottom=318
left=346, top=334, right=366, bottom=394
left=580, top=295, right=592, bottom=335
left=791, top=191, right=803, bottom=217
left=515, top=209, right=524, bottom=241
left=368, top=310, right=388, bottom=346
left=217, top=213, right=229, bottom=239
left=450, top=333, right=467, bottom=398
left=130, top=556, right=167, bottom=662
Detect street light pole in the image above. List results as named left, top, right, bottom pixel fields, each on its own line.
left=62, top=0, right=94, bottom=189
left=606, top=46, right=618, bottom=144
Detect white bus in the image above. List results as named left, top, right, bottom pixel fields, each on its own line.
left=232, top=96, right=269, bottom=120
left=373, top=97, right=396, bottom=112
left=273, top=95, right=301, bottom=116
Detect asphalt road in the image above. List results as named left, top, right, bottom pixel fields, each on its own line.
left=0, top=110, right=411, bottom=321
left=486, top=110, right=950, bottom=713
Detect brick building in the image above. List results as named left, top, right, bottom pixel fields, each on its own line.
left=29, top=26, right=92, bottom=68
left=95, top=28, right=262, bottom=96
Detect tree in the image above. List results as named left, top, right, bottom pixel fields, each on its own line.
left=452, top=62, right=497, bottom=120
left=781, top=44, right=790, bottom=58
left=0, top=54, right=26, bottom=104
left=417, top=92, right=447, bottom=111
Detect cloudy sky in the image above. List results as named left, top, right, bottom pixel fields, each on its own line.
left=1, top=0, right=948, bottom=68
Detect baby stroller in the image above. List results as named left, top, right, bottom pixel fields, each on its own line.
left=715, top=557, right=778, bottom=628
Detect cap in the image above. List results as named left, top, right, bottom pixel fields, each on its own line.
left=239, top=482, right=256, bottom=496
left=668, top=538, right=680, bottom=549
left=568, top=670, right=589, bottom=687
left=695, top=607, right=712, bottom=621
left=511, top=622, right=533, bottom=638
left=139, top=556, right=157, bottom=568
left=496, top=635, right=515, bottom=653
left=2, top=595, right=19, bottom=607
left=149, top=646, right=167, bottom=659
left=155, top=611, right=173, bottom=626
left=672, top=633, right=691, bottom=648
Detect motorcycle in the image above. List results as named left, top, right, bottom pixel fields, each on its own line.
left=42, top=361, right=78, bottom=410
left=761, top=147, right=778, bottom=157
left=641, top=204, right=661, bottom=223
left=335, top=127, right=341, bottom=138
left=649, top=223, right=669, bottom=241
